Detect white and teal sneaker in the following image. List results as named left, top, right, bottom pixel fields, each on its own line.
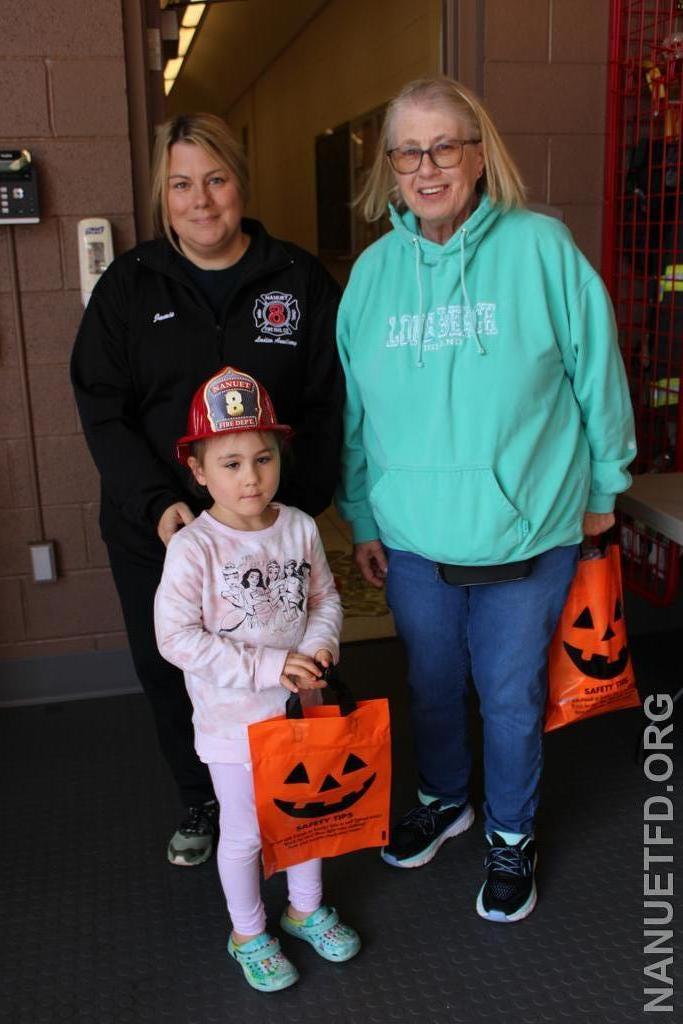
left=476, top=832, right=537, bottom=923
left=381, top=799, right=475, bottom=868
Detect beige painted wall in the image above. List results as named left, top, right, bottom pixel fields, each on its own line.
left=227, top=0, right=442, bottom=253
left=0, top=0, right=135, bottom=662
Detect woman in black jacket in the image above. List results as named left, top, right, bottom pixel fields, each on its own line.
left=71, top=113, right=344, bottom=867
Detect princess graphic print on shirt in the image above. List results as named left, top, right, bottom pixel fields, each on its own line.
left=220, top=556, right=309, bottom=634
left=154, top=504, right=342, bottom=764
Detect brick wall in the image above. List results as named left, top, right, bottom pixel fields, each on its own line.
left=0, top=1, right=136, bottom=663
left=482, top=0, right=610, bottom=268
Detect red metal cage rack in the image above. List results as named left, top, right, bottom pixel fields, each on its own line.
left=603, top=0, right=683, bottom=604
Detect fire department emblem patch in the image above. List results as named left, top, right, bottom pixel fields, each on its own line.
left=253, top=291, right=301, bottom=337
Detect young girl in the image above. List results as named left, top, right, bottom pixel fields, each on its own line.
left=154, top=366, right=360, bottom=992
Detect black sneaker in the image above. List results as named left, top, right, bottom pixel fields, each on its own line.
left=381, top=800, right=474, bottom=868
left=476, top=832, right=537, bottom=922
left=167, top=799, right=219, bottom=867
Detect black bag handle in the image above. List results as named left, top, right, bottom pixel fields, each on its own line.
left=285, top=663, right=357, bottom=719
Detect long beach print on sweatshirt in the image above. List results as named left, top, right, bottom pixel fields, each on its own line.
left=335, top=195, right=637, bottom=565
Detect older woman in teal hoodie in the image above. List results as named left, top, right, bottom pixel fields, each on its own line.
left=335, top=76, right=635, bottom=923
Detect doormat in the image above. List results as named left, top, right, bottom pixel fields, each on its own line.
left=326, top=549, right=391, bottom=619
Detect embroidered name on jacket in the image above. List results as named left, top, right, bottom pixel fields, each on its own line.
left=253, top=291, right=301, bottom=338
left=385, top=302, right=498, bottom=349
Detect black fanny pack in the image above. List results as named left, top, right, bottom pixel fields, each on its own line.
left=436, top=559, right=534, bottom=587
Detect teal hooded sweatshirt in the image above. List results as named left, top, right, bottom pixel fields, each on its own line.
left=335, top=196, right=636, bottom=565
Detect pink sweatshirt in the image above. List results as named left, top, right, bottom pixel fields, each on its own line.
left=154, top=505, right=342, bottom=763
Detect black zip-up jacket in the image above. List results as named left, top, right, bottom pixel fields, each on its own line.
left=71, top=219, right=344, bottom=563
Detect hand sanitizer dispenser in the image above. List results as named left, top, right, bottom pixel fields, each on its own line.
left=77, top=218, right=114, bottom=307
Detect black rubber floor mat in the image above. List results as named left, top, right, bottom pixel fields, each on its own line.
left=2, top=637, right=680, bottom=1023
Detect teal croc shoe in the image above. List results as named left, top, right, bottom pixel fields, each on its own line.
left=227, top=932, right=299, bottom=992
left=280, top=906, right=361, bottom=963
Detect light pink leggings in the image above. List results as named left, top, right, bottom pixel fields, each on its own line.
left=209, top=761, right=322, bottom=936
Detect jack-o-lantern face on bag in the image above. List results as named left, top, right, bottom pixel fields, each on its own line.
left=562, top=597, right=629, bottom=680
left=273, top=752, right=376, bottom=818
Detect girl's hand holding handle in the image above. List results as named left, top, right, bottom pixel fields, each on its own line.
left=280, top=652, right=328, bottom=693
left=313, top=648, right=334, bottom=670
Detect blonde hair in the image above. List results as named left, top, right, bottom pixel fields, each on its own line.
left=359, top=76, right=526, bottom=222
left=150, top=113, right=250, bottom=246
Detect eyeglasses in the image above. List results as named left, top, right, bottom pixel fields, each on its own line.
left=386, top=139, right=480, bottom=174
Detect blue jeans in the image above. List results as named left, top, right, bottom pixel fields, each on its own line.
left=385, top=544, right=579, bottom=834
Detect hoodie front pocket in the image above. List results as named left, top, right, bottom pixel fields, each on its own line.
left=369, top=466, right=529, bottom=564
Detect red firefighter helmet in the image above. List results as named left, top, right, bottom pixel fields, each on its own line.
left=175, top=365, right=292, bottom=465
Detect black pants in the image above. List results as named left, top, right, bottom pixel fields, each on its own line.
left=108, top=547, right=214, bottom=807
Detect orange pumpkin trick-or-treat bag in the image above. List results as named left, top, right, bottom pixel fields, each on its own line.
left=248, top=668, right=391, bottom=878
left=545, top=544, right=640, bottom=732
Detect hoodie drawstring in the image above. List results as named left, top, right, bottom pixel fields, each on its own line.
left=412, top=229, right=486, bottom=366
left=459, top=229, right=486, bottom=355
left=412, top=237, right=425, bottom=368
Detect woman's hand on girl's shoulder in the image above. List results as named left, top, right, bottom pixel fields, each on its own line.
left=157, top=502, right=195, bottom=546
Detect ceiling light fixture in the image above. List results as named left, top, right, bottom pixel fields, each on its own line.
left=161, top=1, right=207, bottom=95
